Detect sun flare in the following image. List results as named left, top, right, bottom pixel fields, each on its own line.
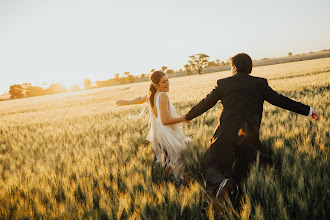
left=58, top=79, right=83, bottom=91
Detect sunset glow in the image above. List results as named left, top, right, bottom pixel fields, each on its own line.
left=1, top=0, right=329, bottom=94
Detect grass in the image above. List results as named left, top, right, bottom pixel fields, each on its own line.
left=0, top=58, right=329, bottom=219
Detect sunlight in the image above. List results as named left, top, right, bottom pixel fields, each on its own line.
left=58, top=79, right=82, bottom=91
left=59, top=79, right=72, bottom=89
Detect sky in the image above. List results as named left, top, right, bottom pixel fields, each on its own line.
left=1, top=0, right=329, bottom=94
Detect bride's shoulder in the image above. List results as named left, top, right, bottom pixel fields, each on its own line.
left=158, top=92, right=169, bottom=102
left=159, top=92, right=168, bottom=98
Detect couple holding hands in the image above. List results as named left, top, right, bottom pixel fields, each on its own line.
left=116, top=53, right=319, bottom=204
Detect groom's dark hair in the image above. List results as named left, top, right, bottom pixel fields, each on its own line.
left=229, top=53, right=253, bottom=74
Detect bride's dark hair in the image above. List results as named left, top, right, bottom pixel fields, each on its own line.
left=149, top=71, right=166, bottom=107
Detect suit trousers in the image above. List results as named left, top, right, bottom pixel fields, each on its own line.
left=205, top=133, right=272, bottom=197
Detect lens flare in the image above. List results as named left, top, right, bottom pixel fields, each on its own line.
left=238, top=128, right=247, bottom=137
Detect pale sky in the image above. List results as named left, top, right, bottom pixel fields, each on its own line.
left=1, top=0, right=329, bottom=94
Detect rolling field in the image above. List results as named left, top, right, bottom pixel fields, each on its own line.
left=0, top=58, right=329, bottom=219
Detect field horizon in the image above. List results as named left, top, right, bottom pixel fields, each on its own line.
left=0, top=57, right=329, bottom=219
left=1, top=49, right=330, bottom=101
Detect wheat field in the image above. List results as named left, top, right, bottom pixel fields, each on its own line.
left=0, top=58, right=329, bottom=219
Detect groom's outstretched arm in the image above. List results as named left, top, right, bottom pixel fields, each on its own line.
left=263, top=79, right=310, bottom=116
left=186, top=81, right=221, bottom=120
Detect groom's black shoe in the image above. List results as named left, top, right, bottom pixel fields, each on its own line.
left=215, top=178, right=236, bottom=199
left=212, top=178, right=237, bottom=214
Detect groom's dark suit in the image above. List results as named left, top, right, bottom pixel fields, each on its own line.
left=186, top=72, right=310, bottom=196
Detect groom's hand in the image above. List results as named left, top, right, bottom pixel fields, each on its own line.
left=184, top=120, right=191, bottom=125
left=311, top=109, right=319, bottom=121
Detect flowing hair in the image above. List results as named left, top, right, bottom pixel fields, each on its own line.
left=149, top=71, right=166, bottom=107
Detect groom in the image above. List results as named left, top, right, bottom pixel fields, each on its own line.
left=185, top=53, right=319, bottom=199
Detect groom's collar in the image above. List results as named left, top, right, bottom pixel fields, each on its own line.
left=235, top=71, right=251, bottom=76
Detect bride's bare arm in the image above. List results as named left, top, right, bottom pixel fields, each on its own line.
left=159, top=93, right=186, bottom=125
left=116, top=95, right=148, bottom=106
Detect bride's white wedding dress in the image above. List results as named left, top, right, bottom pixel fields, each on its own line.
left=147, top=92, right=191, bottom=176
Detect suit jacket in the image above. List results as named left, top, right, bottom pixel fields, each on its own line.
left=186, top=72, right=310, bottom=171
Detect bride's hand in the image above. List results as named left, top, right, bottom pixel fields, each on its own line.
left=184, top=120, right=191, bottom=125
left=116, top=100, right=126, bottom=106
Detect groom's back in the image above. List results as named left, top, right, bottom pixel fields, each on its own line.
left=218, top=74, right=266, bottom=114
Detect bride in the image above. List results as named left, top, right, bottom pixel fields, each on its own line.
left=116, top=71, right=191, bottom=178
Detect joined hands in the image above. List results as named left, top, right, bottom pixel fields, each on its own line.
left=183, top=114, right=191, bottom=125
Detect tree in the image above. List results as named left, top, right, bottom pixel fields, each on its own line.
left=166, top=69, right=174, bottom=74
left=140, top=74, right=146, bottom=78
left=161, top=66, right=167, bottom=73
left=288, top=52, right=293, bottom=57
left=22, top=83, right=32, bottom=92
left=22, top=83, right=33, bottom=96
left=114, top=73, right=120, bottom=79
left=70, top=84, right=80, bottom=91
left=207, top=61, right=218, bottom=68
left=124, top=72, right=130, bottom=76
left=26, top=86, right=45, bottom=97
left=46, top=83, right=67, bottom=94
left=187, top=53, right=210, bottom=74
left=216, top=59, right=220, bottom=65
left=126, top=74, right=135, bottom=83
left=83, top=78, right=91, bottom=89
left=150, top=69, right=155, bottom=73
left=9, top=84, right=24, bottom=99
left=96, top=80, right=102, bottom=87
left=184, top=64, right=192, bottom=76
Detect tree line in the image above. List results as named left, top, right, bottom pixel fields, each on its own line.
left=7, top=53, right=229, bottom=99
left=9, top=83, right=68, bottom=99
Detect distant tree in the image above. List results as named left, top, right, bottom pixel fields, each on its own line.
left=83, top=78, right=91, bottom=89
left=166, top=69, right=174, bottom=74
left=161, top=66, right=168, bottom=73
left=22, top=83, right=32, bottom=92
left=221, top=61, right=225, bottom=66
left=288, top=52, right=293, bottom=57
left=9, top=84, right=24, bottom=99
left=126, top=74, right=135, bottom=83
left=140, top=74, right=146, bottom=78
left=179, top=68, right=183, bottom=72
left=207, top=61, right=219, bottom=68
left=216, top=59, right=220, bottom=65
left=26, top=86, right=45, bottom=97
left=21, top=82, right=33, bottom=96
left=70, top=84, right=80, bottom=91
left=46, top=83, right=67, bottom=94
left=184, top=64, right=192, bottom=76
left=114, top=73, right=120, bottom=79
left=151, top=69, right=155, bottom=73
left=188, top=53, right=210, bottom=74
left=124, top=72, right=130, bottom=76
left=96, top=80, right=102, bottom=87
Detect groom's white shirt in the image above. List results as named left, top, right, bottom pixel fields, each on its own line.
left=309, top=107, right=313, bottom=116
